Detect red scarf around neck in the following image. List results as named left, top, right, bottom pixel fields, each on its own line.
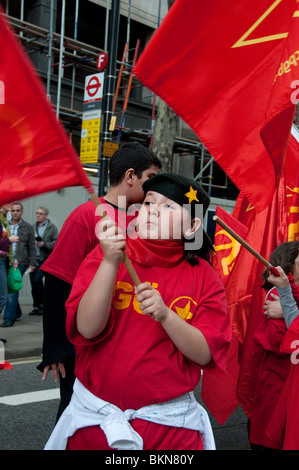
left=126, top=236, right=184, bottom=268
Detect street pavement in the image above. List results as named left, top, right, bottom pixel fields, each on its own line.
left=0, top=304, right=251, bottom=451
left=0, top=305, right=43, bottom=360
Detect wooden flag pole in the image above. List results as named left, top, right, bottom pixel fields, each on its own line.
left=213, top=215, right=279, bottom=275
left=90, top=192, right=141, bottom=286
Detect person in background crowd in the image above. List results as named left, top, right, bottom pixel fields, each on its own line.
left=29, top=207, right=58, bottom=316
left=249, top=241, right=299, bottom=450
left=0, top=202, right=36, bottom=327
left=263, top=262, right=299, bottom=450
left=0, top=203, right=19, bottom=340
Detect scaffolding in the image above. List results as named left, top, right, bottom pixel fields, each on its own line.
left=0, top=1, right=237, bottom=200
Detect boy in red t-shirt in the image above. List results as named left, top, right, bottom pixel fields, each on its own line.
left=39, top=142, right=161, bottom=420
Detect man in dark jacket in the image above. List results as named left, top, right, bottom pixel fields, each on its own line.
left=29, top=206, right=58, bottom=316
left=1, top=202, right=36, bottom=327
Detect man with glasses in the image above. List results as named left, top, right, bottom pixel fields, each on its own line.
left=29, top=207, right=58, bottom=316
left=0, top=202, right=36, bottom=327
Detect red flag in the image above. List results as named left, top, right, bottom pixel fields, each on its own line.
left=134, top=0, right=299, bottom=212
left=203, top=178, right=288, bottom=424
left=0, top=10, right=93, bottom=205
left=284, top=125, right=299, bottom=188
left=202, top=127, right=299, bottom=424
left=286, top=126, right=299, bottom=241
left=287, top=180, right=299, bottom=241
left=202, top=206, right=248, bottom=424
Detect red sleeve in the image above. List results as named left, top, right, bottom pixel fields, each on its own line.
left=41, top=201, right=99, bottom=284
left=255, top=316, right=288, bottom=353
left=190, top=262, right=231, bottom=372
left=254, top=288, right=288, bottom=353
left=281, top=315, right=299, bottom=354
left=65, top=244, right=115, bottom=346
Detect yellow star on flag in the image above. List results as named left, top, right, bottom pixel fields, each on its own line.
left=185, top=186, right=199, bottom=204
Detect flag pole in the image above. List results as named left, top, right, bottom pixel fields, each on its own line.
left=90, top=192, right=141, bottom=286
left=213, top=215, right=279, bottom=275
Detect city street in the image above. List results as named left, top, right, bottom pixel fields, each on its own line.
left=0, top=357, right=59, bottom=450
left=0, top=306, right=251, bottom=451
left=0, top=356, right=251, bottom=451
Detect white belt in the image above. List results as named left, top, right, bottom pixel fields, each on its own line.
left=45, top=379, right=215, bottom=450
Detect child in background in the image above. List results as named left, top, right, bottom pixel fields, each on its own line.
left=44, top=173, right=231, bottom=450
left=264, top=260, right=299, bottom=450
left=249, top=241, right=299, bottom=450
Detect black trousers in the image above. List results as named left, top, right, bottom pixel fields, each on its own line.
left=38, top=273, right=76, bottom=422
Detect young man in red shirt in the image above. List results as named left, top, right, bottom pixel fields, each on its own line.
left=38, top=142, right=161, bottom=420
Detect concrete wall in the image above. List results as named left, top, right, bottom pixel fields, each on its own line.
left=88, top=0, right=169, bottom=29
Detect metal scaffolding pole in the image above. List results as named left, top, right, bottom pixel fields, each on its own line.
left=71, top=0, right=79, bottom=110
left=46, top=0, right=54, bottom=100
left=98, top=0, right=121, bottom=196
left=56, top=0, right=66, bottom=118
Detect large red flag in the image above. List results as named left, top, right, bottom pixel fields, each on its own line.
left=202, top=126, right=299, bottom=424
left=202, top=206, right=249, bottom=424
left=134, top=0, right=299, bottom=212
left=202, top=178, right=288, bottom=424
left=0, top=10, right=93, bottom=205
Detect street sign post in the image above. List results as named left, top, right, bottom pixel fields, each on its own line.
left=80, top=72, right=104, bottom=164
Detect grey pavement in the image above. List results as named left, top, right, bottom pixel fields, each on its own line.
left=0, top=304, right=251, bottom=450
left=0, top=304, right=43, bottom=360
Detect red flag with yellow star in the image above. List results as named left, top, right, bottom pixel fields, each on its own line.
left=134, top=0, right=299, bottom=212
left=0, top=9, right=93, bottom=206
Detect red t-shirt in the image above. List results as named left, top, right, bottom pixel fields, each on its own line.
left=249, top=287, right=290, bottom=449
left=65, top=238, right=231, bottom=450
left=41, top=197, right=137, bottom=284
left=266, top=313, right=299, bottom=449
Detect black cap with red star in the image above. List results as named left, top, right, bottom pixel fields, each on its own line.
left=142, top=173, right=210, bottom=216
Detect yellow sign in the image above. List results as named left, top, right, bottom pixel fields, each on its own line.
left=109, top=116, right=117, bottom=131
left=80, top=118, right=100, bottom=164
left=80, top=73, right=104, bottom=164
left=103, top=141, right=119, bottom=157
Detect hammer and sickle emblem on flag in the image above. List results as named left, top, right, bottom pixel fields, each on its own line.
left=214, top=229, right=242, bottom=276
left=288, top=187, right=299, bottom=241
